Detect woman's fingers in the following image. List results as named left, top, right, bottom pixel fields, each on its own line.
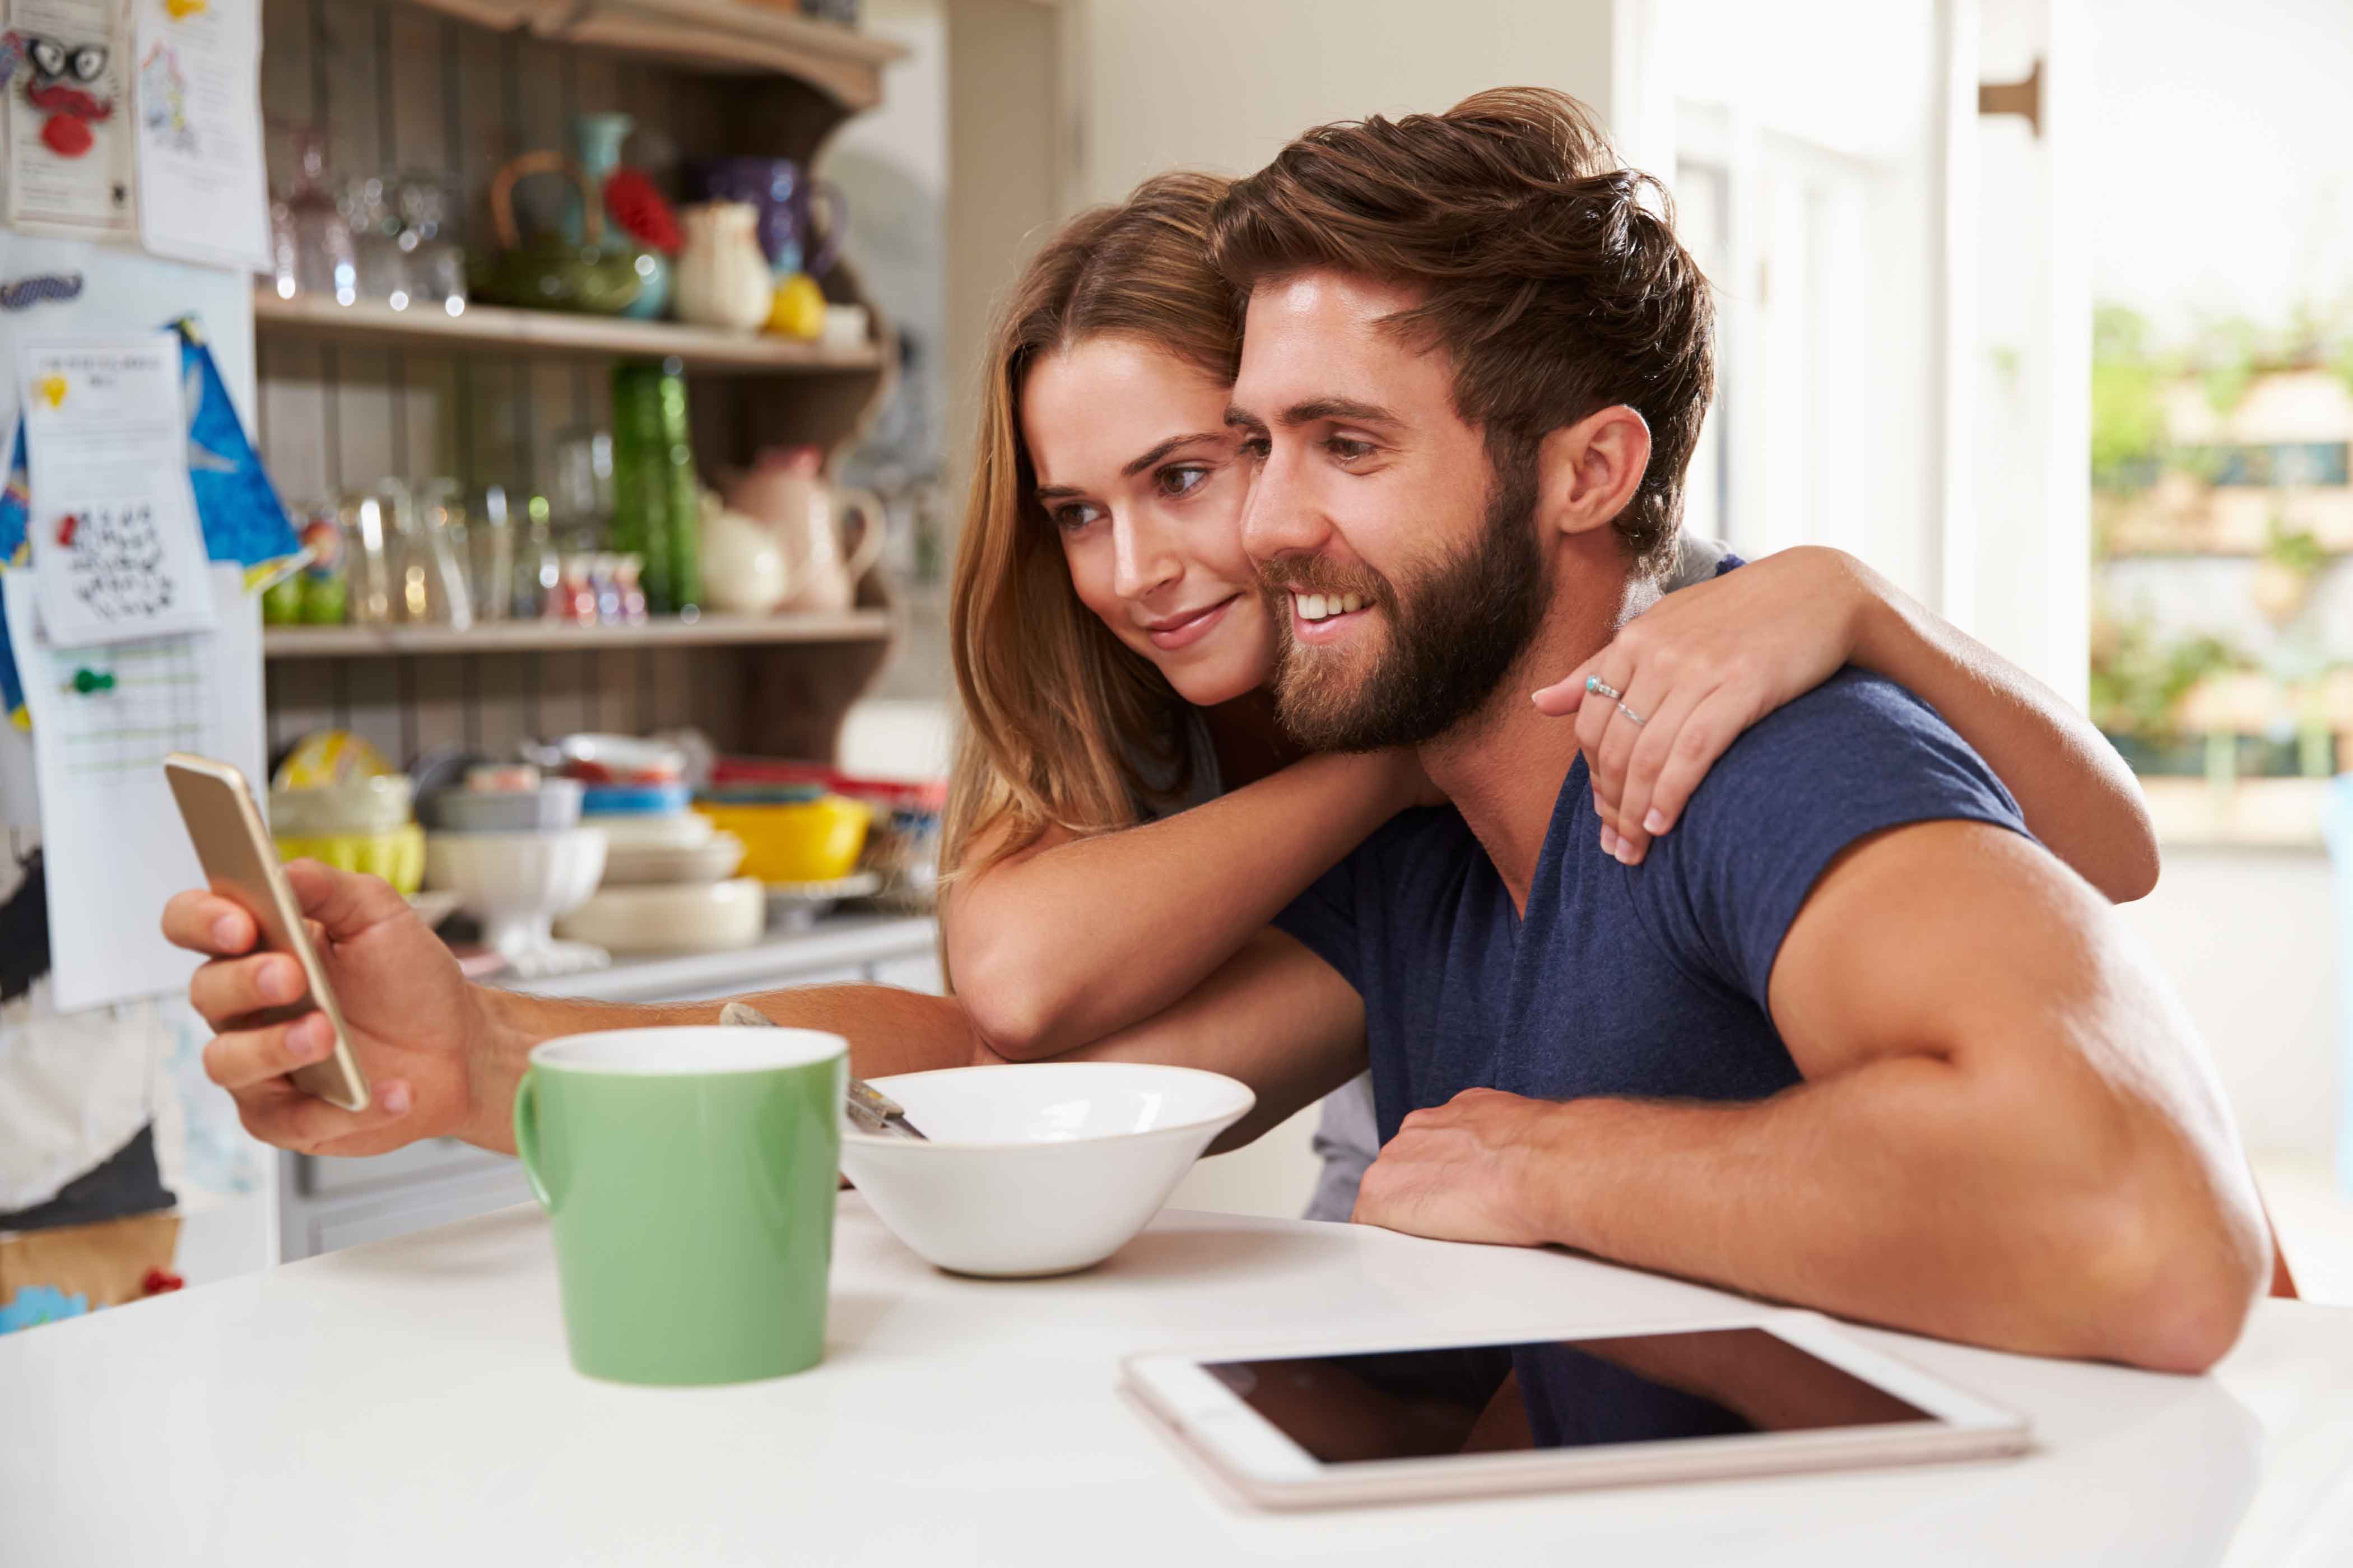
left=1638, top=687, right=1761, bottom=839
left=203, top=1012, right=338, bottom=1091
left=161, top=890, right=256, bottom=957
left=1589, top=664, right=1677, bottom=862
left=1612, top=680, right=1721, bottom=858
left=1531, top=653, right=1603, bottom=717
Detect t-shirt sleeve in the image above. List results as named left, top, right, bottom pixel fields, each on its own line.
left=1272, top=850, right=1366, bottom=997
left=1625, top=669, right=2034, bottom=1011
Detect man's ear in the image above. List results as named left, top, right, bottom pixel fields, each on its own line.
left=1536, top=406, right=1652, bottom=539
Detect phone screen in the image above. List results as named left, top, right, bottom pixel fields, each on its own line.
left=1202, top=1328, right=1937, bottom=1465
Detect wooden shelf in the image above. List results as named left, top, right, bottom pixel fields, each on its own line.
left=401, top=0, right=906, bottom=100
left=253, top=290, right=887, bottom=375
left=264, top=610, right=891, bottom=658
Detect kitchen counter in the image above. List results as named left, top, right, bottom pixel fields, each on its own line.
left=6, top=1195, right=2349, bottom=1566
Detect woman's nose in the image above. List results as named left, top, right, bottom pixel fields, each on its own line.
left=1111, top=511, right=1183, bottom=601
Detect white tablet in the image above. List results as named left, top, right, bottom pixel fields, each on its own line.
left=1123, top=1310, right=2030, bottom=1510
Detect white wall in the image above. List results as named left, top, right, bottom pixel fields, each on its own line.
left=1064, top=0, right=1619, bottom=208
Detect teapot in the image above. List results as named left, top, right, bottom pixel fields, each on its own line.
left=477, top=152, right=647, bottom=316
left=724, top=447, right=886, bottom=613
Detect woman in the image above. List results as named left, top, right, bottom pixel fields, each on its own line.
left=932, top=171, right=2156, bottom=1220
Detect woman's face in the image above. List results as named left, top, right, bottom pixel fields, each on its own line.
left=1021, top=335, right=1276, bottom=708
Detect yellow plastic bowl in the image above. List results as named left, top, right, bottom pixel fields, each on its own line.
left=692, top=796, right=872, bottom=884
left=275, top=824, right=427, bottom=895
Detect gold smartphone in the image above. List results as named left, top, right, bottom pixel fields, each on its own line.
left=164, top=752, right=371, bottom=1113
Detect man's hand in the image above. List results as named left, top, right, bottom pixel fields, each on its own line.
left=1351, top=1088, right=1562, bottom=1247
left=161, top=862, right=505, bottom=1156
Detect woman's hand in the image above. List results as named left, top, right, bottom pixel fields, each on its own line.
left=1533, top=546, right=1876, bottom=866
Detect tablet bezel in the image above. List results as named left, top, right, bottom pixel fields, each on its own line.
left=1122, top=1309, right=2031, bottom=1510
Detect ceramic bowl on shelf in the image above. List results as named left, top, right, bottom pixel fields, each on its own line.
left=597, top=832, right=745, bottom=887
left=268, top=775, right=415, bottom=837
left=589, top=812, right=715, bottom=852
left=694, top=794, right=871, bottom=883
left=424, top=827, right=609, bottom=979
left=554, top=876, right=764, bottom=953
left=540, top=732, right=686, bottom=785
left=581, top=781, right=692, bottom=817
left=840, top=1063, right=1255, bottom=1278
left=275, top=824, right=427, bottom=895
left=420, top=779, right=584, bottom=833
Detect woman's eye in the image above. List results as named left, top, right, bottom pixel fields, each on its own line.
left=1156, top=464, right=1211, bottom=499
left=1325, top=436, right=1377, bottom=464
left=1052, top=501, right=1105, bottom=532
left=1238, top=436, right=1271, bottom=463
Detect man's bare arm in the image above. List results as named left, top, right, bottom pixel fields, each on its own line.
left=1358, top=822, right=2268, bottom=1372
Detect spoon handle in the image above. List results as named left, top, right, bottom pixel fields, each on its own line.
left=720, top=1001, right=929, bottom=1139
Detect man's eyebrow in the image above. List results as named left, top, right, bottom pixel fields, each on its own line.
left=1224, top=404, right=1267, bottom=434
left=1279, top=397, right=1399, bottom=428
left=1119, top=431, right=1228, bottom=478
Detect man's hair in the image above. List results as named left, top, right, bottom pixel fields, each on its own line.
left=1208, top=87, right=1714, bottom=578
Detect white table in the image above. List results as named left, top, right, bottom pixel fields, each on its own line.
left=6, top=1197, right=2350, bottom=1566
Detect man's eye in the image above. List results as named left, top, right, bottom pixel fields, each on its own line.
left=1238, top=436, right=1271, bottom=462
left=1052, top=501, right=1104, bottom=532
left=1325, top=436, right=1376, bottom=463
left=1156, top=464, right=1211, bottom=498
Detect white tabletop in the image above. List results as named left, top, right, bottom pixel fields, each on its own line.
left=5, top=1197, right=2350, bottom=1567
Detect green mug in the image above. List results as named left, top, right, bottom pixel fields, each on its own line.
left=513, top=1026, right=847, bottom=1385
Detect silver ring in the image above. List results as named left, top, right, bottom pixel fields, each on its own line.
left=1616, top=701, right=1647, bottom=727
left=1585, top=676, right=1622, bottom=701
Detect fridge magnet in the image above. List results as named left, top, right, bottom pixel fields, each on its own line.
left=2, top=0, right=133, bottom=239
left=0, top=273, right=85, bottom=311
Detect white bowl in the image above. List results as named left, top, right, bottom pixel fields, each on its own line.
left=839, top=1063, right=1254, bottom=1278
left=555, top=876, right=765, bottom=952
left=598, top=832, right=745, bottom=887
left=424, top=828, right=608, bottom=971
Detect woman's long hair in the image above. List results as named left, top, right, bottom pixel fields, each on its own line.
left=940, top=173, right=1243, bottom=881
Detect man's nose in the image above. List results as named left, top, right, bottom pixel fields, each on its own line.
left=1239, top=440, right=1326, bottom=565
left=1110, top=509, right=1182, bottom=601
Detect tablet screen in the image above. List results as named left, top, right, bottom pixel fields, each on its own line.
left=1202, top=1328, right=1938, bottom=1465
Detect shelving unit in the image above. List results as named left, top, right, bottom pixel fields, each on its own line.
left=253, top=290, right=888, bottom=374
left=263, top=609, right=890, bottom=658
left=253, top=0, right=910, bottom=768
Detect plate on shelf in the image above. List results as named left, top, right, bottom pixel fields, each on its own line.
left=764, top=871, right=883, bottom=931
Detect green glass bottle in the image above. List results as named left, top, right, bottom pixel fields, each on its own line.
left=653, top=362, right=701, bottom=615
left=609, top=361, right=675, bottom=615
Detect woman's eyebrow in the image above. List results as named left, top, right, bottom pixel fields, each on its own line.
left=1120, top=430, right=1229, bottom=478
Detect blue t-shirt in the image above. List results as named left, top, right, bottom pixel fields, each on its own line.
left=1272, top=668, right=2033, bottom=1149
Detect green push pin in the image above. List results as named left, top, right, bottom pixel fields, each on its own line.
left=67, top=667, right=115, bottom=695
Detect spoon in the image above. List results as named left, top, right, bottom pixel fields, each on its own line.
left=719, top=1001, right=929, bottom=1139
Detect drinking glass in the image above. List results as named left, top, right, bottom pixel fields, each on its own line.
left=279, top=128, right=356, bottom=304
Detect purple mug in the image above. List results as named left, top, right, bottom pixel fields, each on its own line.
left=689, top=157, right=848, bottom=278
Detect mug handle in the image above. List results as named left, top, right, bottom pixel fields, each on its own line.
left=512, top=1068, right=557, bottom=1213
left=806, top=179, right=848, bottom=278
left=835, top=487, right=889, bottom=592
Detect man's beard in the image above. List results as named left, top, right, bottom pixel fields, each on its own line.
left=1266, top=457, right=1548, bottom=753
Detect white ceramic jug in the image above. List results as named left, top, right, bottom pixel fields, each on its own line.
left=726, top=447, right=886, bottom=613
left=675, top=202, right=772, bottom=332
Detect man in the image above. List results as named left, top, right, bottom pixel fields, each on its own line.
left=168, top=88, right=2267, bottom=1372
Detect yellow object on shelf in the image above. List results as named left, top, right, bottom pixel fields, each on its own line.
left=767, top=273, right=826, bottom=339
left=272, top=729, right=395, bottom=791
left=274, top=824, right=427, bottom=895
left=692, top=795, right=871, bottom=883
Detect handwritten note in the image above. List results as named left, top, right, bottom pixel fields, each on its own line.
left=4, top=562, right=261, bottom=1011
left=18, top=332, right=214, bottom=648
left=133, top=0, right=271, bottom=271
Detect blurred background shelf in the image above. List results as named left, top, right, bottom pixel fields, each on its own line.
left=262, top=610, right=891, bottom=658
left=253, top=291, right=887, bottom=374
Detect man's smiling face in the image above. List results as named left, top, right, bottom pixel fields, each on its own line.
left=1227, top=269, right=1551, bottom=751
